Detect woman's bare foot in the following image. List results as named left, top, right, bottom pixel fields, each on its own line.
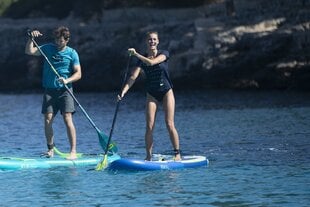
left=144, top=155, right=152, bottom=161
left=173, top=149, right=182, bottom=161
left=174, top=153, right=182, bottom=161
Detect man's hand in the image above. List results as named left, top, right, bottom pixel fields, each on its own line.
left=58, top=77, right=68, bottom=85
left=27, top=29, right=43, bottom=38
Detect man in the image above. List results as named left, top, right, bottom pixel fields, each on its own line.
left=25, top=26, right=81, bottom=160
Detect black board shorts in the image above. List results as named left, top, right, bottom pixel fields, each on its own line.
left=42, top=88, right=75, bottom=114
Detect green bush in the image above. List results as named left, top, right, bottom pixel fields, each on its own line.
left=0, top=0, right=16, bottom=16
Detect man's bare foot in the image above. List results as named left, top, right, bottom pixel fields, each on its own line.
left=42, top=149, right=54, bottom=158
left=66, top=152, right=77, bottom=160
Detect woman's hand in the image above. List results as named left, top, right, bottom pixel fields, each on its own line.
left=117, top=94, right=122, bottom=101
left=128, top=48, right=136, bottom=56
left=117, top=90, right=125, bottom=101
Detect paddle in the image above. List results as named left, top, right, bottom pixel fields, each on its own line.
left=27, top=30, right=117, bottom=153
left=95, top=54, right=131, bottom=170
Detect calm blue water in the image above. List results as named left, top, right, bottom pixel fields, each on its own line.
left=0, top=90, right=309, bottom=207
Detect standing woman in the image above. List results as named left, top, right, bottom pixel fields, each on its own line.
left=119, top=31, right=181, bottom=161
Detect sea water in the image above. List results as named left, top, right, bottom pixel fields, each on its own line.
left=0, top=90, right=309, bottom=207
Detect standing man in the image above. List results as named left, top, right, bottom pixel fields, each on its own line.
left=25, top=26, right=81, bottom=160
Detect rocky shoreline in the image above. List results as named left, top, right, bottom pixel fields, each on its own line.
left=0, top=0, right=309, bottom=92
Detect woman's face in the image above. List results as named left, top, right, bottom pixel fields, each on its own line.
left=147, top=33, right=159, bottom=50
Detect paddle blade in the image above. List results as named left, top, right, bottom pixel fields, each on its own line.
left=98, top=131, right=118, bottom=153
left=95, top=154, right=108, bottom=171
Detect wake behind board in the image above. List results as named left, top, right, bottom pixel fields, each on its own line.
left=0, top=153, right=121, bottom=171
left=108, top=154, right=208, bottom=171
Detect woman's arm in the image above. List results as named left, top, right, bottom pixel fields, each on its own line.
left=128, top=48, right=166, bottom=66
left=120, top=66, right=141, bottom=98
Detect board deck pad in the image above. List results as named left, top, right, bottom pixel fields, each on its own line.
left=0, top=153, right=121, bottom=170
left=108, top=154, right=208, bottom=171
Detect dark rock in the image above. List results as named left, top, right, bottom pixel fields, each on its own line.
left=0, top=1, right=309, bottom=92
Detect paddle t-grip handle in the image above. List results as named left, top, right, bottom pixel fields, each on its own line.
left=26, top=29, right=33, bottom=38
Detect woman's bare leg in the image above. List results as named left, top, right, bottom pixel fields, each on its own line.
left=145, top=94, right=157, bottom=161
left=163, top=89, right=181, bottom=161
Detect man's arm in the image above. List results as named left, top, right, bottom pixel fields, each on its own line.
left=59, top=65, right=82, bottom=85
left=25, top=30, right=42, bottom=56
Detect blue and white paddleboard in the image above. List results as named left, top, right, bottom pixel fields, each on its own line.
left=108, top=154, right=208, bottom=171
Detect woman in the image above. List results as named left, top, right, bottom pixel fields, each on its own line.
left=119, top=31, right=181, bottom=161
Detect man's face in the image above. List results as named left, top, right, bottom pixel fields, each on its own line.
left=55, top=36, right=69, bottom=50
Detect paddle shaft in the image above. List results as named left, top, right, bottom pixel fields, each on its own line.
left=103, top=55, right=131, bottom=155
left=28, top=34, right=101, bottom=134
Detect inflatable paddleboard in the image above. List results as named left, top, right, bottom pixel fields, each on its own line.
left=0, top=154, right=121, bottom=171
left=108, top=154, right=208, bottom=171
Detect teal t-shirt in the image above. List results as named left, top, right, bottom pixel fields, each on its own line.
left=40, top=43, right=80, bottom=89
